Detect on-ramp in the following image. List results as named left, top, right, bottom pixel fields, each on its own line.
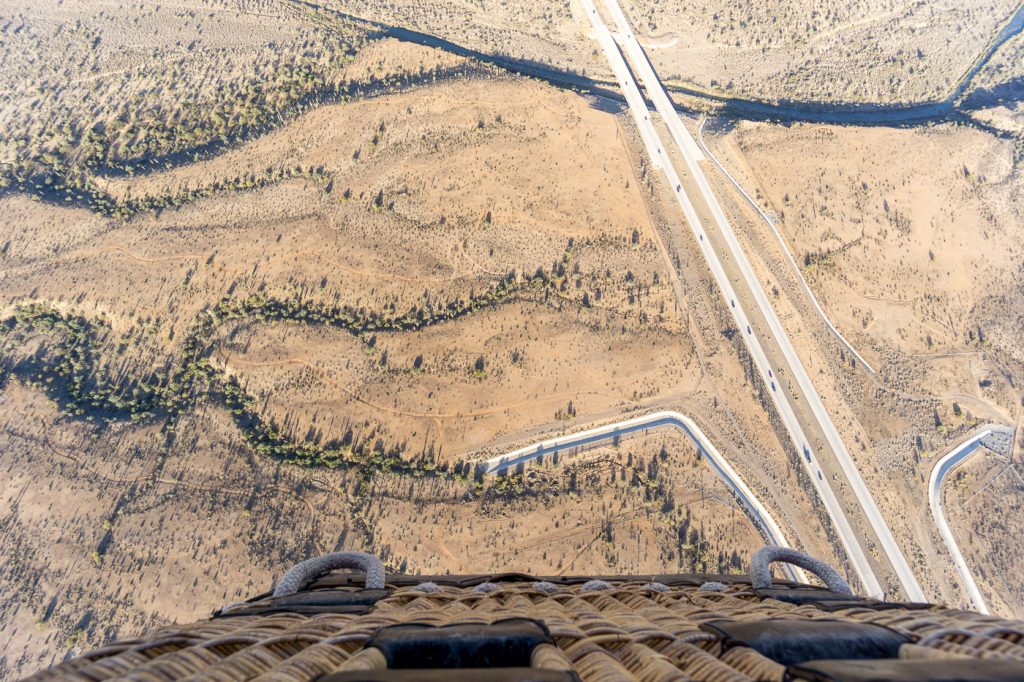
left=928, top=424, right=1013, bottom=615
left=484, top=409, right=808, bottom=583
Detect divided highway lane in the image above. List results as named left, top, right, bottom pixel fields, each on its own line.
left=583, top=5, right=664, bottom=170
left=928, top=424, right=1012, bottom=615
left=694, top=118, right=876, bottom=375
left=601, top=0, right=704, bottom=163
left=600, top=4, right=914, bottom=599
left=484, top=410, right=808, bottom=583
left=586, top=0, right=925, bottom=600
left=580, top=0, right=881, bottom=597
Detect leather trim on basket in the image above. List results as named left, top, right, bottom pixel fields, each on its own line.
left=366, top=618, right=553, bottom=669
left=702, top=618, right=909, bottom=665
left=786, top=658, right=1024, bottom=681
left=320, top=670, right=580, bottom=682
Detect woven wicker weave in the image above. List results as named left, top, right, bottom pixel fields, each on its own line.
left=27, top=577, right=1024, bottom=681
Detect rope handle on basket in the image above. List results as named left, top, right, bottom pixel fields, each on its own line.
left=273, top=551, right=386, bottom=597
left=749, top=546, right=853, bottom=596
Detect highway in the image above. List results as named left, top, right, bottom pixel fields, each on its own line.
left=928, top=425, right=1012, bottom=615
left=694, top=118, right=875, bottom=374
left=584, top=0, right=925, bottom=600
left=601, top=0, right=704, bottom=163
left=484, top=410, right=808, bottom=583
left=293, top=0, right=1024, bottom=127
left=584, top=3, right=664, bottom=170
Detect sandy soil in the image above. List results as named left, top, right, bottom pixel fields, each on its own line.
left=623, top=0, right=1022, bottom=105
left=706, top=117, right=1023, bottom=612
left=3, top=2, right=1024, bottom=677
left=944, top=448, right=1024, bottom=617
left=0, top=55, right=820, bottom=675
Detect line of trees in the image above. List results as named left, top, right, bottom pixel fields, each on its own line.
left=0, top=273, right=554, bottom=476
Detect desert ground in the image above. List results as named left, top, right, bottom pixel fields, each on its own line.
left=721, top=120, right=1022, bottom=428
left=238, top=0, right=1024, bottom=108
left=943, top=445, right=1024, bottom=617
left=0, top=10, right=829, bottom=675
left=624, top=0, right=1024, bottom=105
left=701, top=117, right=1023, bottom=613
left=1, top=0, right=1023, bottom=678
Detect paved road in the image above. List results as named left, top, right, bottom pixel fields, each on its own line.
left=694, top=118, right=875, bottom=374
left=602, top=0, right=704, bottom=162
left=484, top=410, right=807, bottom=583
left=928, top=424, right=1013, bottom=615
left=585, top=0, right=926, bottom=600
left=582, top=0, right=664, bottom=169
left=292, top=0, right=1023, bottom=127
